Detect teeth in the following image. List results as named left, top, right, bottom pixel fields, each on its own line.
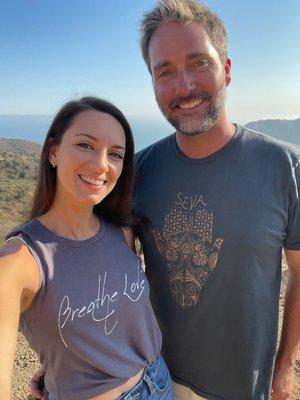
left=178, top=99, right=203, bottom=110
left=80, top=175, right=105, bottom=185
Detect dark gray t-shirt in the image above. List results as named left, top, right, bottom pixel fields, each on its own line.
left=8, top=219, right=162, bottom=400
left=134, top=125, right=300, bottom=400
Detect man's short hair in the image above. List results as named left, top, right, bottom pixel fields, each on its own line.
left=140, top=0, right=228, bottom=72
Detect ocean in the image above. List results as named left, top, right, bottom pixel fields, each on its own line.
left=0, top=115, right=173, bottom=152
left=1, top=115, right=299, bottom=150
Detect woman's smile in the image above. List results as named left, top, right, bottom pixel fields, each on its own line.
left=78, top=174, right=107, bottom=189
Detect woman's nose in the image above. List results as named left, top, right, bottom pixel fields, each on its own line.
left=91, top=151, right=109, bottom=173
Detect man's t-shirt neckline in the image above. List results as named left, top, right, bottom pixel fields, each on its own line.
left=171, top=124, right=242, bottom=164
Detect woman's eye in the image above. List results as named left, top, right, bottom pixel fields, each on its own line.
left=110, top=152, right=124, bottom=160
left=77, top=142, right=93, bottom=150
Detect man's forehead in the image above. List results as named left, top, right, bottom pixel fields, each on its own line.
left=149, top=21, right=218, bottom=68
left=149, top=20, right=208, bottom=48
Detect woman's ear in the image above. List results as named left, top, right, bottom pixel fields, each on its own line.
left=48, top=142, right=58, bottom=168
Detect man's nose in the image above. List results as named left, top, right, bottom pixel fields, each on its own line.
left=175, top=70, right=194, bottom=96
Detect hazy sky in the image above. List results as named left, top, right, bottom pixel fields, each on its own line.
left=1, top=0, right=300, bottom=123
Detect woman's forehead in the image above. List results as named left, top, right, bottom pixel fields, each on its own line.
left=64, top=110, right=126, bottom=146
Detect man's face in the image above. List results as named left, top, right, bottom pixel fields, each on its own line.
left=149, top=21, right=231, bottom=135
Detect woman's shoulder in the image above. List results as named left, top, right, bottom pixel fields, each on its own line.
left=0, top=238, right=31, bottom=265
left=0, top=238, right=39, bottom=294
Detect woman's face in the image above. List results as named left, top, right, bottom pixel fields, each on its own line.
left=49, top=110, right=126, bottom=208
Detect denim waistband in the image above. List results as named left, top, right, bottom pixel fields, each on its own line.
left=119, top=355, right=173, bottom=400
left=48, top=355, right=173, bottom=400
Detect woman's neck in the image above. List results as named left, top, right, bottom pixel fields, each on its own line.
left=37, top=201, right=100, bottom=240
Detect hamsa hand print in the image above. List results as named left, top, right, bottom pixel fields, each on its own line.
left=153, top=195, right=223, bottom=308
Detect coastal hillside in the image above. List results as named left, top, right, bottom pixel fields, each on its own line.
left=245, top=118, right=300, bottom=146
left=0, top=138, right=42, bottom=156
left=0, top=138, right=41, bottom=240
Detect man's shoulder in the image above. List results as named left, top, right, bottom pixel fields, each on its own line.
left=135, top=134, right=173, bottom=167
left=240, top=125, right=300, bottom=165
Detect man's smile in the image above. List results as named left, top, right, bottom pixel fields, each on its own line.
left=176, top=98, right=204, bottom=110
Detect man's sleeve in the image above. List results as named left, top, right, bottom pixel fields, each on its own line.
left=284, top=162, right=300, bottom=249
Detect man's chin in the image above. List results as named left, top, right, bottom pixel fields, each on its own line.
left=166, top=116, right=212, bottom=136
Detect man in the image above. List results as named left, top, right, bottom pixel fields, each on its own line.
left=134, top=0, right=300, bottom=399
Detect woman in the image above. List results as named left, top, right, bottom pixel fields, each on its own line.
left=0, top=97, right=174, bottom=400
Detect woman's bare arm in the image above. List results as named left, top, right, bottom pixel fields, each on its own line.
left=0, top=240, right=39, bottom=399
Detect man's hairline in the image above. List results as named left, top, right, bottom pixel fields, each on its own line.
left=145, top=19, right=228, bottom=75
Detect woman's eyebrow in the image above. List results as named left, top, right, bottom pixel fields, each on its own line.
left=75, top=133, right=98, bottom=141
left=113, top=145, right=126, bottom=150
left=75, top=133, right=125, bottom=150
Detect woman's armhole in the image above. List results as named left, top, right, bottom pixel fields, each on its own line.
left=122, top=227, right=136, bottom=252
left=5, top=235, right=44, bottom=292
left=121, top=227, right=145, bottom=271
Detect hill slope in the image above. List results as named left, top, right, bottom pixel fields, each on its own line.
left=0, top=137, right=42, bottom=156
left=0, top=139, right=40, bottom=240
left=245, top=118, right=300, bottom=146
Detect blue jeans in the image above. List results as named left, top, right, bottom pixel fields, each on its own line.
left=48, top=355, right=174, bottom=400
left=117, top=355, right=174, bottom=400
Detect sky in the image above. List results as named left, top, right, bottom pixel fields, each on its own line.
left=1, top=0, right=300, bottom=124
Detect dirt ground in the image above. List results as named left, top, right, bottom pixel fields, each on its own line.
left=12, top=260, right=300, bottom=399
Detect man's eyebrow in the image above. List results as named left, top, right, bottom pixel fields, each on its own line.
left=186, top=52, right=208, bottom=60
left=153, top=61, right=171, bottom=71
left=153, top=53, right=209, bottom=70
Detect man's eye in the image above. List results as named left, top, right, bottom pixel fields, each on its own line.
left=77, top=142, right=93, bottom=150
left=195, top=59, right=208, bottom=67
left=158, top=70, right=172, bottom=78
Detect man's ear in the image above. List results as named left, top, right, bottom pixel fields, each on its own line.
left=224, top=57, right=232, bottom=87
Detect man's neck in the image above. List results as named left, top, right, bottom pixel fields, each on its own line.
left=175, top=115, right=236, bottom=159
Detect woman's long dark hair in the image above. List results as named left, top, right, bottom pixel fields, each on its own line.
left=30, top=97, right=135, bottom=226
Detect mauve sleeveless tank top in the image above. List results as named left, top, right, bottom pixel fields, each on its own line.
left=8, top=218, right=162, bottom=400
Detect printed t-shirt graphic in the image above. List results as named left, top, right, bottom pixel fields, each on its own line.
left=152, top=192, right=223, bottom=308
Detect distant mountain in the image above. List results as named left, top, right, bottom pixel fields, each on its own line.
left=245, top=118, right=300, bottom=146
left=0, top=138, right=42, bottom=156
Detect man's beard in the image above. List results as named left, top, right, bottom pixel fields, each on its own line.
left=156, top=84, right=226, bottom=136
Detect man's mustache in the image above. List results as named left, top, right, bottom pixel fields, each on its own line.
left=169, top=90, right=211, bottom=110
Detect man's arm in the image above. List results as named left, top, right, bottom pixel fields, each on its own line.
left=272, top=248, right=300, bottom=400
